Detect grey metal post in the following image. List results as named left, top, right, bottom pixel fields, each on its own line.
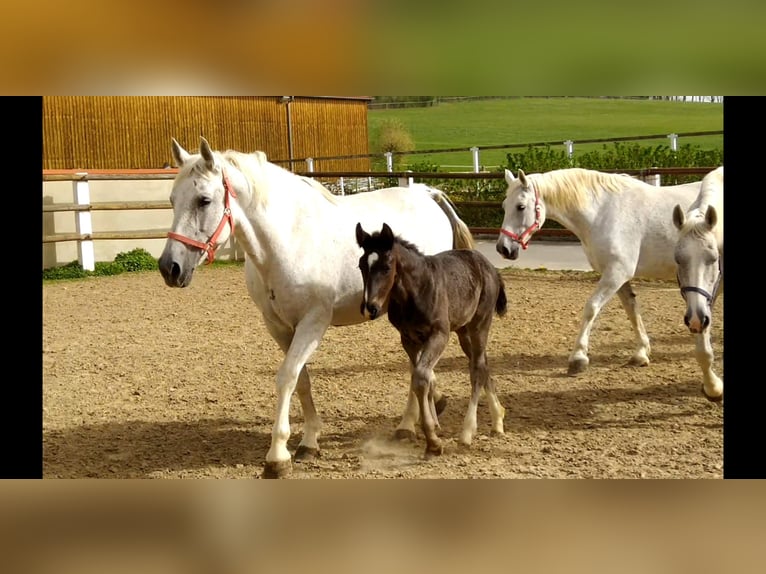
left=306, top=157, right=314, bottom=172
left=668, top=133, right=678, bottom=152
left=564, top=140, right=574, bottom=158
left=385, top=152, right=393, bottom=172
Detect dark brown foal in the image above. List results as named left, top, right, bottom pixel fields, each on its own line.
left=356, top=222, right=507, bottom=456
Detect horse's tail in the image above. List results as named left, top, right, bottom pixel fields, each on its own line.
left=495, top=272, right=508, bottom=317
left=424, top=186, right=476, bottom=250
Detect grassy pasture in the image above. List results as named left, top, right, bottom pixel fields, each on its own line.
left=368, top=97, right=723, bottom=170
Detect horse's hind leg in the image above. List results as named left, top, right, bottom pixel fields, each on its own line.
left=294, top=365, right=322, bottom=461
left=696, top=331, right=723, bottom=401
left=458, top=329, right=504, bottom=447
left=568, top=273, right=623, bottom=375
left=616, top=281, right=651, bottom=367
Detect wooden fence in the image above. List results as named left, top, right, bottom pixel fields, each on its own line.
left=42, top=167, right=715, bottom=271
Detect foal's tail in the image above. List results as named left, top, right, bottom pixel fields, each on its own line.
left=495, top=272, right=508, bottom=317
left=424, top=186, right=476, bottom=250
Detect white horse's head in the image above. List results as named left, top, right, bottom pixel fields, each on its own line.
left=159, top=137, right=243, bottom=287
left=672, top=203, right=721, bottom=333
left=496, top=169, right=547, bottom=260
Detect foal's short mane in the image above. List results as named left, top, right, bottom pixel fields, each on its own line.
left=530, top=168, right=636, bottom=212
left=366, top=231, right=423, bottom=256
left=221, top=149, right=339, bottom=206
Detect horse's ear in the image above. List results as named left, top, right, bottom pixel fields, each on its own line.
left=355, top=222, right=368, bottom=247
left=705, top=205, right=718, bottom=229
left=672, top=204, right=685, bottom=230
left=518, top=169, right=528, bottom=186
left=171, top=138, right=190, bottom=167
left=504, top=169, right=516, bottom=184
left=381, top=222, right=394, bottom=242
left=199, top=137, right=218, bottom=171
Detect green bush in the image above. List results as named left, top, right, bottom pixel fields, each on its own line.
left=43, top=248, right=159, bottom=281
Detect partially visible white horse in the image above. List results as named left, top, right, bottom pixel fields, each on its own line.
left=672, top=166, right=723, bottom=401
left=495, top=167, right=707, bottom=387
left=158, top=137, right=475, bottom=478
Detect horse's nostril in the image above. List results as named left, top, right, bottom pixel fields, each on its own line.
left=684, top=314, right=691, bottom=327
left=496, top=244, right=510, bottom=258
left=366, top=304, right=379, bottom=319
left=703, top=315, right=710, bottom=329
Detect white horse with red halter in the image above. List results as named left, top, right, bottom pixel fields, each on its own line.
left=495, top=167, right=718, bottom=399
left=672, top=166, right=723, bottom=401
left=158, top=137, right=475, bottom=478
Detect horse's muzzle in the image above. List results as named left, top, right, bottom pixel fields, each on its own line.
left=159, top=254, right=191, bottom=288
left=496, top=240, right=519, bottom=260
left=365, top=303, right=381, bottom=320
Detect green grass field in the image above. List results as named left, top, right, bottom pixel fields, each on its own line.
left=368, top=97, right=723, bottom=170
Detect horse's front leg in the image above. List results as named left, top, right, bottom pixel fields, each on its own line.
left=616, top=281, right=651, bottom=367
left=696, top=330, right=723, bottom=402
left=568, top=273, right=623, bottom=375
left=412, top=330, right=449, bottom=456
left=394, top=345, right=448, bottom=440
left=263, top=312, right=329, bottom=479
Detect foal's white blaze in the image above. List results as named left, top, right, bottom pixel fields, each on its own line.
left=360, top=252, right=380, bottom=318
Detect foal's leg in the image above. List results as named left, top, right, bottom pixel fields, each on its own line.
left=615, top=281, right=651, bottom=367
left=696, top=330, right=723, bottom=402
left=395, top=346, right=447, bottom=440
left=568, top=271, right=625, bottom=375
left=263, top=310, right=330, bottom=479
left=458, top=328, right=505, bottom=447
left=412, top=330, right=450, bottom=456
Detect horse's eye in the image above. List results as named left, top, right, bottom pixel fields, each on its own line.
left=516, top=204, right=526, bottom=212
left=198, top=196, right=212, bottom=208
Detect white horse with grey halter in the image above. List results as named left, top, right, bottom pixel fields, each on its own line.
left=495, top=167, right=713, bottom=395
left=158, top=137, right=475, bottom=478
left=672, top=166, right=723, bottom=401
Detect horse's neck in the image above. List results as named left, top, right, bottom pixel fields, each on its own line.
left=535, top=176, right=595, bottom=237
left=232, top=161, right=335, bottom=269
left=390, top=243, right=429, bottom=304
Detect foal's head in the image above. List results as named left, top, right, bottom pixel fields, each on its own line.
left=355, top=222, right=398, bottom=320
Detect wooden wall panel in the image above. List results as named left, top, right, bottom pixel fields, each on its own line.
left=43, top=96, right=371, bottom=171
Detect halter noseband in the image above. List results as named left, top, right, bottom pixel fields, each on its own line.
left=167, top=170, right=237, bottom=265
left=499, top=181, right=542, bottom=250
left=677, top=260, right=723, bottom=307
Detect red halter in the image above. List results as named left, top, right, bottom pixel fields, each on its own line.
left=167, top=170, right=237, bottom=264
left=499, top=180, right=542, bottom=250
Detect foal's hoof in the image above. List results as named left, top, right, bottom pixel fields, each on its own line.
left=261, top=460, right=292, bottom=479
left=435, top=395, right=448, bottom=416
left=425, top=442, right=444, bottom=458
left=567, top=359, right=589, bottom=376
left=394, top=428, right=417, bottom=441
left=703, top=385, right=723, bottom=403
left=295, top=445, right=320, bottom=462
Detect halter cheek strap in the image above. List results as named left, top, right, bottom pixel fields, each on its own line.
left=167, top=170, right=237, bottom=265
left=499, top=183, right=542, bottom=250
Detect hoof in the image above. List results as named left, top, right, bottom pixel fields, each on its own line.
left=703, top=385, right=723, bottom=403
left=294, top=445, right=320, bottom=462
left=394, top=428, right=417, bottom=441
left=261, top=459, right=292, bottom=479
left=627, top=356, right=650, bottom=367
left=567, top=359, right=589, bottom=376
left=490, top=429, right=505, bottom=437
left=425, top=441, right=444, bottom=458
left=435, top=395, right=448, bottom=416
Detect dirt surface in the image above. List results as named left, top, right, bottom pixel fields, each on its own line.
left=43, top=265, right=723, bottom=479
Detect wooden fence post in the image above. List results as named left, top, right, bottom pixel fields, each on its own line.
left=73, top=173, right=95, bottom=271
